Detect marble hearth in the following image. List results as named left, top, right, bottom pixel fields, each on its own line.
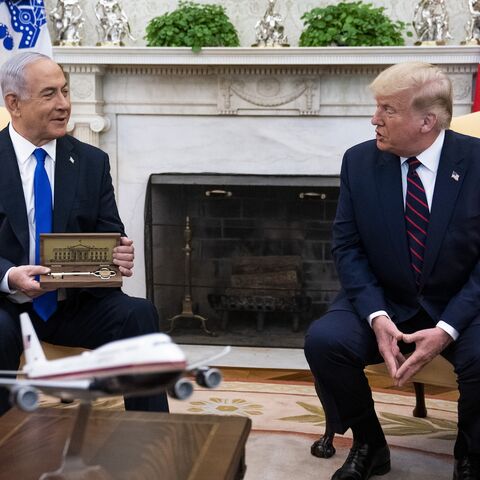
left=53, top=45, right=480, bottom=303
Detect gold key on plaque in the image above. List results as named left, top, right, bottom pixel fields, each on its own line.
left=48, top=267, right=117, bottom=280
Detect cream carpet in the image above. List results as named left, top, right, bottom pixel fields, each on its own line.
left=245, top=433, right=453, bottom=480
left=40, top=379, right=457, bottom=479
left=169, top=380, right=456, bottom=479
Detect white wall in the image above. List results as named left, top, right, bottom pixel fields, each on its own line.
left=45, top=0, right=472, bottom=48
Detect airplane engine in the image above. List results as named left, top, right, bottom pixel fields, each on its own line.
left=10, top=385, right=39, bottom=412
left=195, top=367, right=222, bottom=389
left=168, top=378, right=194, bottom=400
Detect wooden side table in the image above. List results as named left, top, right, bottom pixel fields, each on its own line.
left=0, top=408, right=251, bottom=480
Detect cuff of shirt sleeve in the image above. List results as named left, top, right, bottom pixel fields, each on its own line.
left=367, top=310, right=390, bottom=327
left=436, top=320, right=459, bottom=341
left=0, top=267, right=16, bottom=294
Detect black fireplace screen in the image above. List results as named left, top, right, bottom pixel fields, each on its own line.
left=144, top=174, right=340, bottom=348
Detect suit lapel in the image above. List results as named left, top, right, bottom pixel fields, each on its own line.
left=375, top=151, right=415, bottom=284
left=421, top=131, right=465, bottom=286
left=53, top=136, right=79, bottom=232
left=0, top=128, right=29, bottom=257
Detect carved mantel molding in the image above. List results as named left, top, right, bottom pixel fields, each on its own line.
left=54, top=46, right=480, bottom=135
left=54, top=46, right=480, bottom=144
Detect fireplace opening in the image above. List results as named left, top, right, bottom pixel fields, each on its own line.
left=145, top=174, right=340, bottom=348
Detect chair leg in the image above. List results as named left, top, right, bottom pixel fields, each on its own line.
left=412, top=382, right=427, bottom=418
left=310, top=381, right=336, bottom=459
left=311, top=430, right=336, bottom=459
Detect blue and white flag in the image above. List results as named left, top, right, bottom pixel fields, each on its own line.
left=0, top=0, right=52, bottom=63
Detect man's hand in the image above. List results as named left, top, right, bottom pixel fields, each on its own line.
left=8, top=265, right=53, bottom=298
left=371, top=315, right=405, bottom=379
left=113, top=236, right=134, bottom=277
left=394, top=327, right=453, bottom=386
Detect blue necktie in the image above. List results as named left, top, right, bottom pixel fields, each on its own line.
left=32, top=148, right=57, bottom=321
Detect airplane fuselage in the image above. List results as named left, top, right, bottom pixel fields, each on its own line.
left=23, top=333, right=187, bottom=381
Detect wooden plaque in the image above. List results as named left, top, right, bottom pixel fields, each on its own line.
left=39, top=233, right=122, bottom=288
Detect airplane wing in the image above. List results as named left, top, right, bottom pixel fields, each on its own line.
left=0, top=370, right=25, bottom=376
left=187, top=345, right=231, bottom=371
left=0, top=377, right=98, bottom=411
left=0, top=377, right=93, bottom=397
left=166, top=345, right=232, bottom=398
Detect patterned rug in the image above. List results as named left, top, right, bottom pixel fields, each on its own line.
left=168, top=380, right=457, bottom=456
left=40, top=379, right=457, bottom=479
left=170, top=379, right=457, bottom=480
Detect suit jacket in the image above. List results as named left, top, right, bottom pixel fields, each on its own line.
left=331, top=129, right=480, bottom=334
left=0, top=127, right=125, bottom=296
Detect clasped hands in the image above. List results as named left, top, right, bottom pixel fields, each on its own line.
left=8, top=236, right=134, bottom=299
left=371, top=315, right=453, bottom=386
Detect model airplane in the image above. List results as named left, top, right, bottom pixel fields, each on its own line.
left=0, top=313, right=230, bottom=412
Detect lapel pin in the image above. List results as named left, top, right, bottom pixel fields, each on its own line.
left=451, top=171, right=459, bottom=181
left=69, top=157, right=75, bottom=164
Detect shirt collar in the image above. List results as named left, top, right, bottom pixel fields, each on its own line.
left=9, top=123, right=57, bottom=165
left=400, top=129, right=445, bottom=174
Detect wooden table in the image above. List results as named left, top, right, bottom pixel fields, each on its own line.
left=0, top=408, right=251, bottom=480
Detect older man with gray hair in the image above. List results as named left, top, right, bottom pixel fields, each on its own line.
left=305, top=62, right=480, bottom=480
left=0, top=52, right=168, bottom=415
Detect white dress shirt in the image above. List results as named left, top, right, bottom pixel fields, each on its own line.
left=366, top=130, right=459, bottom=340
left=0, top=123, right=57, bottom=301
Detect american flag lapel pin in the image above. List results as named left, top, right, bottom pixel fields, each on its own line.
left=451, top=171, right=459, bottom=181
left=69, top=157, right=75, bottom=164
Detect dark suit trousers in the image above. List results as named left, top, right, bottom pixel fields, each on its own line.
left=304, top=310, right=480, bottom=457
left=0, top=290, right=168, bottom=415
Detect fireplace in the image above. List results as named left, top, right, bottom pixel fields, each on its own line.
left=145, top=174, right=340, bottom=348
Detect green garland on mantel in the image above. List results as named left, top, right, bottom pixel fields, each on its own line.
left=299, top=1, right=411, bottom=47
left=145, top=1, right=240, bottom=52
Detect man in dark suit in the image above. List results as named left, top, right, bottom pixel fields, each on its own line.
left=304, top=62, right=480, bottom=480
left=0, top=52, right=168, bottom=414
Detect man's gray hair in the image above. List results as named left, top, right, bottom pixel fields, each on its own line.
left=370, top=62, right=453, bottom=130
left=0, top=52, right=51, bottom=100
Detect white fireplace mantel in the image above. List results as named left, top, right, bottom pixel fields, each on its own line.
left=52, top=46, right=480, bottom=298
left=54, top=45, right=480, bottom=66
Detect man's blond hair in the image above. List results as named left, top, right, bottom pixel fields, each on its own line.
left=370, top=62, right=452, bottom=130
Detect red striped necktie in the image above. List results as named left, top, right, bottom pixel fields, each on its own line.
left=405, top=157, right=430, bottom=286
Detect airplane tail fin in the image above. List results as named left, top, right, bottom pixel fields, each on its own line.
left=20, top=313, right=46, bottom=367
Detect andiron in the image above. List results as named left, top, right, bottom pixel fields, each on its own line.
left=167, top=216, right=216, bottom=336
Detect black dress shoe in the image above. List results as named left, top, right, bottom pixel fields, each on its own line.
left=453, top=456, right=480, bottom=480
left=331, top=441, right=390, bottom=480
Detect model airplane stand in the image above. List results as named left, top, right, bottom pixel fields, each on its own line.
left=39, top=400, right=110, bottom=480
